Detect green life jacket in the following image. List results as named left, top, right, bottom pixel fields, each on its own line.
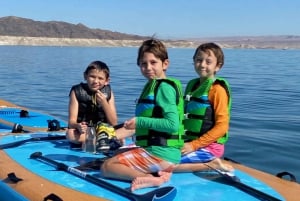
left=135, top=78, right=184, bottom=148
left=183, top=77, right=231, bottom=144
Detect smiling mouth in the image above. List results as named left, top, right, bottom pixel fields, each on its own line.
left=145, top=73, right=154, bottom=77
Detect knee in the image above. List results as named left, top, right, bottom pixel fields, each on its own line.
left=65, top=130, right=72, bottom=141
left=101, top=160, right=111, bottom=177
left=66, top=129, right=84, bottom=143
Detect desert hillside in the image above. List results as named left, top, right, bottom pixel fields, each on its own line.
left=1, top=16, right=299, bottom=49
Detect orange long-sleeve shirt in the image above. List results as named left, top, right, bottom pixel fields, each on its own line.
left=190, top=83, right=230, bottom=150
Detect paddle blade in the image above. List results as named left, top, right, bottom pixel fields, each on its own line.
left=207, top=165, right=282, bottom=201
left=139, top=186, right=177, bottom=201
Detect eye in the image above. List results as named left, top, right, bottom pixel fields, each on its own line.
left=194, top=58, right=202, bottom=63
left=89, top=74, right=96, bottom=79
left=206, top=59, right=213, bottom=65
left=140, top=62, right=147, bottom=67
left=150, top=61, right=158, bottom=65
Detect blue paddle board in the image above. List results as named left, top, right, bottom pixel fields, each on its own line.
left=0, top=132, right=285, bottom=201
left=0, top=180, right=29, bottom=201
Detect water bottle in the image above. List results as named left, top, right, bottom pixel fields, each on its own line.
left=83, top=123, right=96, bottom=153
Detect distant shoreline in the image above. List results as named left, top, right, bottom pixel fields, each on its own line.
left=1, top=35, right=300, bottom=49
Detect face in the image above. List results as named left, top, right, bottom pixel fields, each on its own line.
left=193, top=50, right=221, bottom=80
left=84, top=69, right=109, bottom=92
left=138, top=52, right=168, bottom=80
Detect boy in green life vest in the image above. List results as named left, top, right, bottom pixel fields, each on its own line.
left=174, top=43, right=233, bottom=172
left=101, top=39, right=184, bottom=191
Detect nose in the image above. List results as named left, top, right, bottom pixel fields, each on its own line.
left=198, top=60, right=207, bottom=67
left=142, top=62, right=151, bottom=70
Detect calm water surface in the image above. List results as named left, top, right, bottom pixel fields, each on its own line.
left=0, top=46, right=299, bottom=181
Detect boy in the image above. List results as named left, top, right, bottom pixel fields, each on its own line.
left=66, top=61, right=117, bottom=146
left=174, top=43, right=233, bottom=172
left=101, top=39, right=184, bottom=191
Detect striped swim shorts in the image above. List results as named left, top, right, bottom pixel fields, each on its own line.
left=117, top=147, right=173, bottom=173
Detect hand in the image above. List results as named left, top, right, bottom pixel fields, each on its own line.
left=77, top=122, right=88, bottom=134
left=124, top=117, right=136, bottom=130
left=95, top=91, right=108, bottom=105
left=181, top=142, right=194, bottom=155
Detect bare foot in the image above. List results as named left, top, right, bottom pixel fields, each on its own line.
left=206, top=158, right=234, bottom=172
left=131, top=172, right=172, bottom=191
left=157, top=171, right=172, bottom=181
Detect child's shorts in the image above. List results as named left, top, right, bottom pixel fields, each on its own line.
left=180, top=148, right=215, bottom=163
left=117, top=147, right=173, bottom=173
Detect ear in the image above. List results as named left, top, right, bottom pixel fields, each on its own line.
left=104, top=77, right=110, bottom=85
left=162, top=59, right=169, bottom=71
left=83, top=72, right=87, bottom=80
left=215, top=63, right=222, bottom=73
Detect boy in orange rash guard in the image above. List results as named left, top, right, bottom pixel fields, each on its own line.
left=174, top=43, right=233, bottom=172
left=190, top=84, right=229, bottom=153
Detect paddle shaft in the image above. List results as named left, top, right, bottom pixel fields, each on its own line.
left=206, top=164, right=282, bottom=201
left=232, top=180, right=282, bottom=201
left=0, top=135, right=66, bottom=149
left=30, top=152, right=176, bottom=201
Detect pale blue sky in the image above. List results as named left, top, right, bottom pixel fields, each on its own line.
left=1, top=0, right=299, bottom=39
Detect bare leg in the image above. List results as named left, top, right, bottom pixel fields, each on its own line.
left=174, top=158, right=233, bottom=172
left=102, top=157, right=175, bottom=191
left=66, top=129, right=85, bottom=143
left=101, top=157, right=150, bottom=181
left=208, top=158, right=233, bottom=172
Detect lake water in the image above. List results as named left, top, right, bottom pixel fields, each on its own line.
left=0, top=45, right=299, bottom=182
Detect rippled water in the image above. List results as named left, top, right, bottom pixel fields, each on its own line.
left=0, top=46, right=299, bottom=181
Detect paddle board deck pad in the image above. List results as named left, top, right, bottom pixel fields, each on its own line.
left=0, top=100, right=67, bottom=132
left=0, top=132, right=293, bottom=201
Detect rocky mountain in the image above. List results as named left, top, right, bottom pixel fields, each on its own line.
left=1, top=16, right=300, bottom=49
left=0, top=16, right=149, bottom=40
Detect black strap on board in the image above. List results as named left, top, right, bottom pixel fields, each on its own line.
left=276, top=171, right=297, bottom=182
left=7, top=172, right=23, bottom=183
left=43, top=193, right=63, bottom=201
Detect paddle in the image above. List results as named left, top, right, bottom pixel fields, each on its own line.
left=205, top=164, right=282, bottom=201
left=74, top=157, right=108, bottom=171
left=0, top=134, right=66, bottom=149
left=30, top=152, right=177, bottom=201
left=0, top=122, right=124, bottom=150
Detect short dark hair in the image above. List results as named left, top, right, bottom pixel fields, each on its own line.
left=84, top=60, right=110, bottom=78
left=193, top=43, right=224, bottom=68
left=137, top=39, right=168, bottom=66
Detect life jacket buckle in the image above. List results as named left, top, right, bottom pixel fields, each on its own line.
left=184, top=113, right=190, bottom=119
left=185, top=95, right=191, bottom=101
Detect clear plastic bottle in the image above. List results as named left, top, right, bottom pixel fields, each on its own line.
left=83, top=123, right=96, bottom=154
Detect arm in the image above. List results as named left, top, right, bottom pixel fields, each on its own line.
left=68, top=90, right=87, bottom=134
left=96, top=90, right=118, bottom=126
left=115, top=127, right=135, bottom=139
left=136, top=82, right=179, bottom=133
